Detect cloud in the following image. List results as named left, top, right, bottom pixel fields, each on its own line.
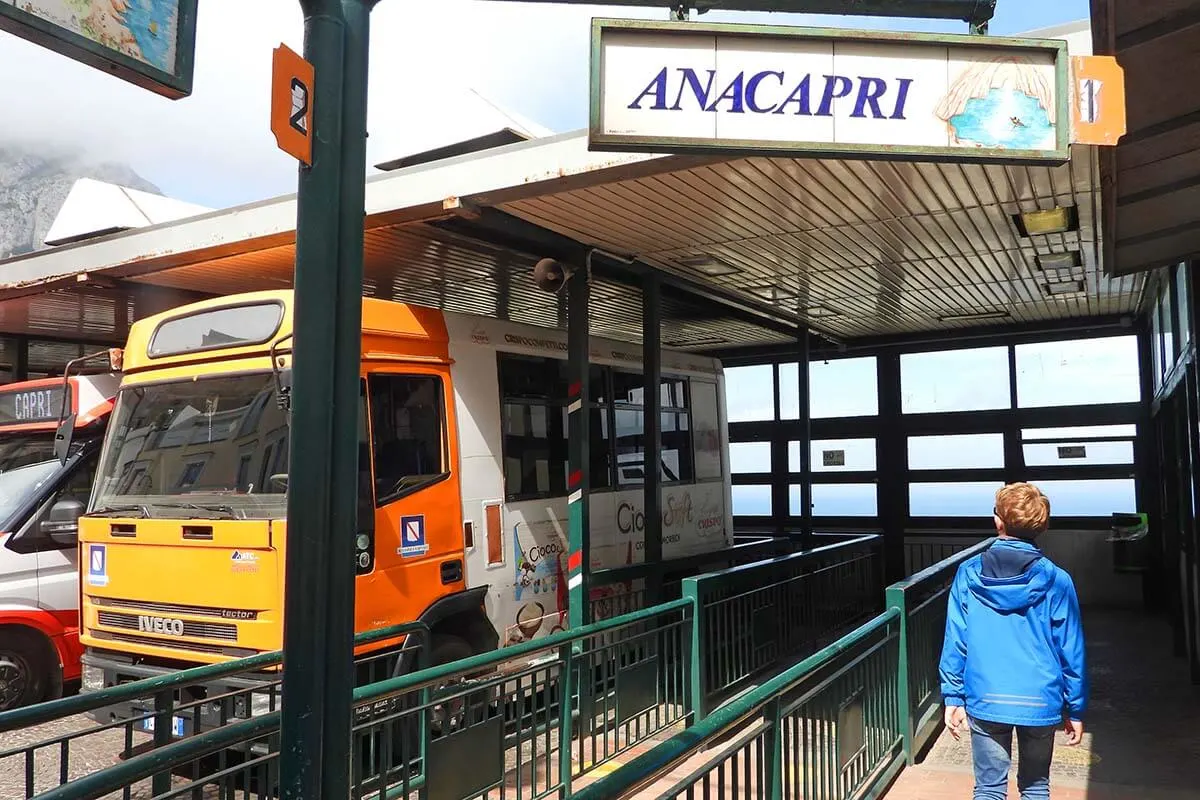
left=0, top=1, right=1084, bottom=209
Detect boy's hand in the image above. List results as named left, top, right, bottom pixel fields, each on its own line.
left=944, top=705, right=967, bottom=740
left=1063, top=718, right=1084, bottom=746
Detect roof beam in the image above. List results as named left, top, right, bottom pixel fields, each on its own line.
left=478, top=1, right=996, bottom=24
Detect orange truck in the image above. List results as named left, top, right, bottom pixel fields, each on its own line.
left=77, top=290, right=732, bottom=735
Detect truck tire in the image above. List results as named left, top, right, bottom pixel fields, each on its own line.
left=0, top=629, right=51, bottom=710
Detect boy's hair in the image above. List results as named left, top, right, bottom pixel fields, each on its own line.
left=994, top=482, right=1051, bottom=537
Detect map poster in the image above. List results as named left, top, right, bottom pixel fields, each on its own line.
left=0, top=1, right=198, bottom=99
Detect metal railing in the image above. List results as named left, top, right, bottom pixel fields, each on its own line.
left=0, top=621, right=428, bottom=799
left=586, top=535, right=794, bottom=620
left=888, top=537, right=994, bottom=763
left=22, top=599, right=696, bottom=800
left=685, top=535, right=883, bottom=720
left=568, top=538, right=993, bottom=800
left=8, top=536, right=895, bottom=800
left=572, top=611, right=905, bottom=800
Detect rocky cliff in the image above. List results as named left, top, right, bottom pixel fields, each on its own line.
left=0, top=143, right=159, bottom=260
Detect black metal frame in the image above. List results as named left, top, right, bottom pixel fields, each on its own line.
left=727, top=320, right=1145, bottom=584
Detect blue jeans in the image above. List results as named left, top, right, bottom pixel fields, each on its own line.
left=969, top=716, right=1056, bottom=800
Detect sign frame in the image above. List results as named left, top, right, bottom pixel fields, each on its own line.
left=589, top=18, right=1071, bottom=165
left=0, top=1, right=198, bottom=99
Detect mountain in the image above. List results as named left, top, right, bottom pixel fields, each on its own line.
left=0, top=143, right=160, bottom=260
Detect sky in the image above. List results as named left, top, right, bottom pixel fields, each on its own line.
left=0, top=0, right=1093, bottom=209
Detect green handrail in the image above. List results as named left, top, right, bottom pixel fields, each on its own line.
left=570, top=608, right=902, bottom=800
left=30, top=712, right=282, bottom=800
left=0, top=620, right=429, bottom=733
left=887, top=537, right=991, bottom=764
left=351, top=597, right=693, bottom=703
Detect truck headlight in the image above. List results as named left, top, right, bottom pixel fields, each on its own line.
left=82, top=664, right=105, bottom=693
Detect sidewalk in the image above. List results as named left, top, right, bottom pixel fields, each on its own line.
left=885, top=609, right=1200, bottom=800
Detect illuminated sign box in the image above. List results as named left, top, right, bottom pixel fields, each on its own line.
left=589, top=19, right=1070, bottom=164
left=0, top=1, right=197, bottom=99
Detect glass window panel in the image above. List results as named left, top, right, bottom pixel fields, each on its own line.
left=1039, top=479, right=1137, bottom=516
left=1015, top=336, right=1140, bottom=408
left=149, top=303, right=283, bottom=357
left=730, top=442, right=771, bottom=474
left=910, top=482, right=1005, bottom=517
left=901, top=347, right=1010, bottom=414
left=789, top=438, right=877, bottom=473
left=1177, top=264, right=1191, bottom=349
left=1161, top=278, right=1176, bottom=365
left=691, top=380, right=723, bottom=481
left=778, top=362, right=801, bottom=420
left=1151, top=299, right=1164, bottom=390
left=732, top=484, right=772, bottom=516
left=908, top=434, right=1005, bottom=470
left=0, top=337, right=15, bottom=385
left=1023, top=441, right=1134, bottom=466
left=810, top=357, right=878, bottom=419
left=724, top=365, right=775, bottom=422
left=1022, top=425, right=1137, bottom=440
left=803, top=483, right=877, bottom=517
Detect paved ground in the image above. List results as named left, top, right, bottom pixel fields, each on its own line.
left=886, top=608, right=1200, bottom=800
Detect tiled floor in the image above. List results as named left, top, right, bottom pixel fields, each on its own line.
left=884, top=609, right=1200, bottom=800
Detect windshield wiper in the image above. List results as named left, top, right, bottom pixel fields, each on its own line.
left=155, top=501, right=241, bottom=520
left=90, top=504, right=152, bottom=518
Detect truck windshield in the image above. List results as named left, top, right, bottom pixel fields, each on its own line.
left=92, top=373, right=289, bottom=520
left=0, top=435, right=59, bottom=529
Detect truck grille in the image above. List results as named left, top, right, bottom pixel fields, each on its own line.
left=97, top=611, right=239, bottom=642
left=89, top=630, right=256, bottom=659
left=93, top=597, right=258, bottom=621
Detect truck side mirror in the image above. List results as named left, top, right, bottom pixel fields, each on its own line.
left=41, top=497, right=85, bottom=546
left=54, top=415, right=77, bottom=465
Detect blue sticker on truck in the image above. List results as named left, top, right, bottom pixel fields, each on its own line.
left=87, top=544, right=108, bottom=587
left=398, top=515, right=428, bottom=558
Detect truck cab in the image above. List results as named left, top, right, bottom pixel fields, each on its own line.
left=0, top=373, right=119, bottom=708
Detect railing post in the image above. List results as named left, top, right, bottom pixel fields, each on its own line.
left=558, top=642, right=576, bottom=795
left=151, top=689, right=174, bottom=795
left=885, top=584, right=915, bottom=765
left=762, top=697, right=784, bottom=800
left=683, top=578, right=705, bottom=724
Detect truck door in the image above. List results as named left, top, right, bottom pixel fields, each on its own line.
left=359, top=370, right=464, bottom=632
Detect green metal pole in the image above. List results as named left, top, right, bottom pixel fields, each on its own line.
left=642, top=274, right=663, bottom=606
left=280, top=1, right=372, bottom=798
left=885, top=584, right=914, bottom=764
left=566, top=260, right=592, bottom=629
left=797, top=330, right=813, bottom=552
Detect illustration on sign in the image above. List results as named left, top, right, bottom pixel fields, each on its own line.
left=935, top=56, right=1056, bottom=150
left=398, top=515, right=428, bottom=558
left=17, top=1, right=182, bottom=73
left=88, top=544, right=108, bottom=587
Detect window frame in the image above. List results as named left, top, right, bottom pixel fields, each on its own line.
left=366, top=371, right=452, bottom=508
left=497, top=354, right=701, bottom=503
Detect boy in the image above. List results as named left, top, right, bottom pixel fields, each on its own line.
left=938, top=482, right=1087, bottom=800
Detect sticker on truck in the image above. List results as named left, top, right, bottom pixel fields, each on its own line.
left=87, top=544, right=108, bottom=587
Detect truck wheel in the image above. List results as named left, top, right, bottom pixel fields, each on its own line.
left=0, top=629, right=50, bottom=710
left=429, top=634, right=474, bottom=736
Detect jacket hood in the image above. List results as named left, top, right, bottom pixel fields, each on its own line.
left=963, top=539, right=1055, bottom=612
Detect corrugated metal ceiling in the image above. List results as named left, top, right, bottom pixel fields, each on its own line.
left=501, top=145, right=1144, bottom=340
left=120, top=222, right=797, bottom=352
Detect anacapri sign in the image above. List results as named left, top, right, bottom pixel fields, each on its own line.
left=590, top=20, right=1070, bottom=164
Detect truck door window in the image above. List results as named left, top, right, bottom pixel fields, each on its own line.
left=369, top=374, right=447, bottom=505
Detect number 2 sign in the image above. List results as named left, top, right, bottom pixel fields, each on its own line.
left=271, top=44, right=314, bottom=166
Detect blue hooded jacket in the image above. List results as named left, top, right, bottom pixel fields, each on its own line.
left=938, top=538, right=1087, bottom=726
